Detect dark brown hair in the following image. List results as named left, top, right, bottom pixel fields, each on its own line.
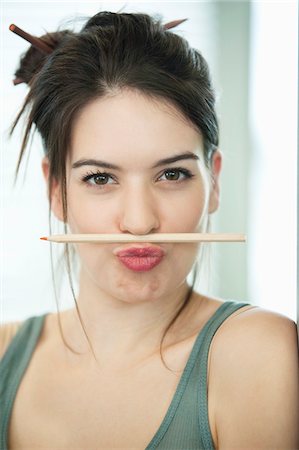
left=10, top=11, right=218, bottom=368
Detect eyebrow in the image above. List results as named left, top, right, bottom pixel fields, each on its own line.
left=72, top=151, right=199, bottom=170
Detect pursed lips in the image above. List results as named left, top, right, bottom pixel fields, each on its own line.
left=113, top=245, right=166, bottom=272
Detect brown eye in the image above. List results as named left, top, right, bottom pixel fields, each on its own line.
left=158, top=168, right=194, bottom=183
left=164, top=169, right=180, bottom=180
left=93, top=174, right=109, bottom=185
left=82, top=171, right=116, bottom=187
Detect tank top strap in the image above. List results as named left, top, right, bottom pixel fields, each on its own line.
left=146, top=300, right=251, bottom=449
left=0, top=313, right=47, bottom=450
left=195, top=300, right=251, bottom=448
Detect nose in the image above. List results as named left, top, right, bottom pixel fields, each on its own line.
left=119, top=185, right=160, bottom=235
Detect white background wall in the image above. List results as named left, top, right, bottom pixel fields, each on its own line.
left=247, top=1, right=297, bottom=321
left=0, top=1, right=297, bottom=322
left=211, top=0, right=297, bottom=321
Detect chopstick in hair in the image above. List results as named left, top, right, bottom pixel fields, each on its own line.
left=9, top=24, right=53, bottom=54
left=40, top=233, right=246, bottom=243
left=163, top=18, right=188, bottom=30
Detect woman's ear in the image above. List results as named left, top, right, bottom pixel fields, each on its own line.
left=41, top=156, right=64, bottom=222
left=208, top=150, right=222, bottom=214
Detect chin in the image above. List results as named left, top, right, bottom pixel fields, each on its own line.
left=110, top=272, right=172, bottom=302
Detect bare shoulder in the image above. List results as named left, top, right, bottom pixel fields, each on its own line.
left=0, top=320, right=24, bottom=360
left=208, top=305, right=298, bottom=390
left=209, top=306, right=299, bottom=450
left=213, top=304, right=298, bottom=348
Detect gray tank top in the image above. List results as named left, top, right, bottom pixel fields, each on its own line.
left=0, top=300, right=251, bottom=449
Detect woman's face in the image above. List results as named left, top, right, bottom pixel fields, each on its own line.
left=47, top=89, right=221, bottom=304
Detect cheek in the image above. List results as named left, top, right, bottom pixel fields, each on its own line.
left=176, top=192, right=207, bottom=230
left=66, top=194, right=117, bottom=233
left=159, top=182, right=208, bottom=232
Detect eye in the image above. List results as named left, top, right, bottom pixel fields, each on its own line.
left=158, top=167, right=194, bottom=182
left=81, top=170, right=116, bottom=187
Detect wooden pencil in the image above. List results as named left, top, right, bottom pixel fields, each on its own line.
left=40, top=233, right=246, bottom=243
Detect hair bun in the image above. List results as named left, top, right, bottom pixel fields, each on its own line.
left=82, top=11, right=187, bottom=32
left=81, top=11, right=124, bottom=31
left=13, top=30, right=71, bottom=85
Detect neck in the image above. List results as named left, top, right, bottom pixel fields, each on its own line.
left=61, top=270, right=194, bottom=365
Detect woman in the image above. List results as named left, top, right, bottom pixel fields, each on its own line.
left=1, top=11, right=298, bottom=450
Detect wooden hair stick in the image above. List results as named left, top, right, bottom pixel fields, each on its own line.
left=9, top=24, right=53, bottom=54
left=40, top=233, right=246, bottom=243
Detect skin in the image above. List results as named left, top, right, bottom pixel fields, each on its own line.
left=10, top=87, right=294, bottom=449
left=42, top=88, right=222, bottom=361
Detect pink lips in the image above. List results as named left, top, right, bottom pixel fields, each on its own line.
left=115, top=246, right=165, bottom=272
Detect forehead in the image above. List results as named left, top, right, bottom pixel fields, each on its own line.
left=69, top=89, right=204, bottom=166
